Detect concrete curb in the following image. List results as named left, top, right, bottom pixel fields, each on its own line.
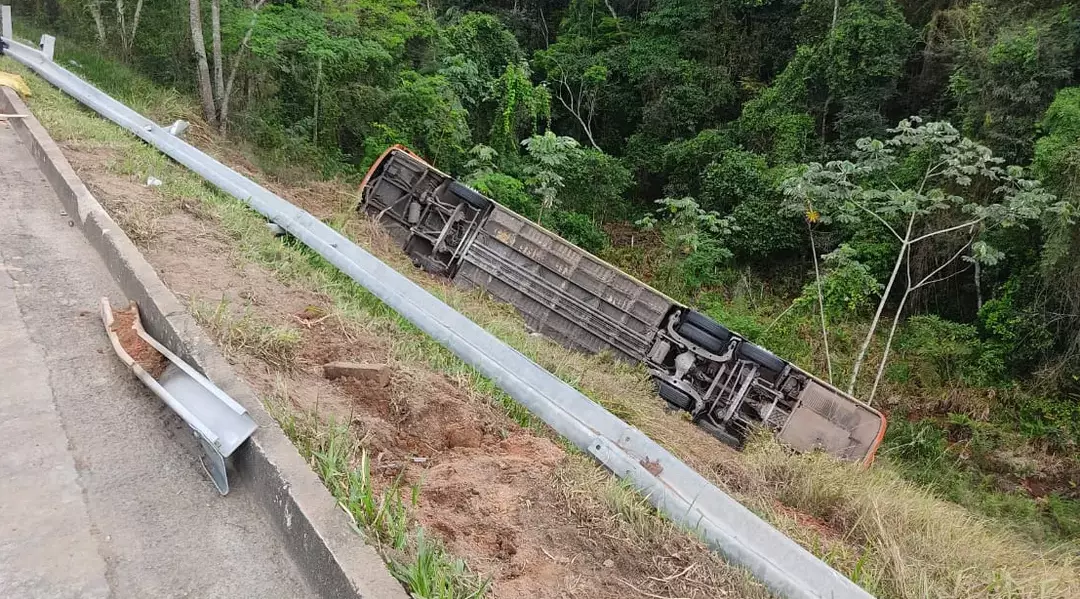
left=1, top=87, right=408, bottom=599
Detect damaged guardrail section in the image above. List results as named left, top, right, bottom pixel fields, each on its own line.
left=1, top=14, right=874, bottom=599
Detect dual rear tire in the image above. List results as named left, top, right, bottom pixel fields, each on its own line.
left=676, top=310, right=731, bottom=353
left=656, top=380, right=693, bottom=412
left=448, top=181, right=491, bottom=210
left=656, top=381, right=743, bottom=448
left=677, top=310, right=787, bottom=374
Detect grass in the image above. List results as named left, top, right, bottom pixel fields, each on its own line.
left=5, top=43, right=1080, bottom=599
left=618, top=257, right=1080, bottom=546
left=686, top=276, right=1080, bottom=546
left=192, top=299, right=303, bottom=370
left=0, top=54, right=494, bottom=599
left=734, top=439, right=1079, bottom=598
left=881, top=416, right=1080, bottom=544
left=272, top=399, right=489, bottom=598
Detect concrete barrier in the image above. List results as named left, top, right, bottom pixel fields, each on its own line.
left=1, top=85, right=408, bottom=599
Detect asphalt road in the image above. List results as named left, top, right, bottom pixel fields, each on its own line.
left=0, top=119, right=315, bottom=598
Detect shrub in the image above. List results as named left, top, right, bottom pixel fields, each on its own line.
left=978, top=276, right=1054, bottom=372
left=698, top=149, right=771, bottom=212
left=659, top=129, right=736, bottom=198
left=726, top=196, right=802, bottom=261
left=896, top=315, right=1007, bottom=388
left=1003, top=391, right=1080, bottom=450
left=558, top=149, right=633, bottom=222
left=637, top=197, right=738, bottom=297
left=796, top=244, right=882, bottom=318
left=467, top=172, right=539, bottom=219
left=547, top=210, right=609, bottom=253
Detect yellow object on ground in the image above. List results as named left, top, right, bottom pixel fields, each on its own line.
left=0, top=71, right=32, bottom=97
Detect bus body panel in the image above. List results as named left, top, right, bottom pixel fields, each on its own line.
left=780, top=380, right=887, bottom=462
left=456, top=206, right=673, bottom=361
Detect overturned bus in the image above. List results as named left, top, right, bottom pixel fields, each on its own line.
left=359, top=146, right=887, bottom=465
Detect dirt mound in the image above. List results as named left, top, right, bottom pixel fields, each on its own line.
left=110, top=306, right=167, bottom=378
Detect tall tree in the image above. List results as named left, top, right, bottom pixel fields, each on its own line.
left=784, top=117, right=1061, bottom=401
left=114, top=0, right=143, bottom=54
left=188, top=0, right=216, bottom=125
left=86, top=0, right=106, bottom=44
left=218, top=0, right=266, bottom=134
left=210, top=0, right=225, bottom=112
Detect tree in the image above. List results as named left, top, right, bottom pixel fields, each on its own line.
left=438, top=11, right=526, bottom=141
left=114, top=0, right=144, bottom=53
left=738, top=0, right=913, bottom=159
left=520, top=131, right=579, bottom=224
left=536, top=41, right=607, bottom=149
left=489, top=61, right=550, bottom=156
left=534, top=0, right=623, bottom=150
left=218, top=0, right=267, bottom=133
left=943, top=6, right=1076, bottom=162
left=188, top=0, right=216, bottom=125
left=186, top=0, right=269, bottom=131
left=555, top=148, right=631, bottom=221
left=637, top=196, right=738, bottom=297
left=783, top=117, right=1060, bottom=402
left=86, top=1, right=106, bottom=44
left=1031, top=87, right=1080, bottom=388
left=379, top=72, right=473, bottom=170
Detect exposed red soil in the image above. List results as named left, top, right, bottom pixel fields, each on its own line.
left=772, top=500, right=843, bottom=544
left=110, top=305, right=168, bottom=378
left=1021, top=474, right=1080, bottom=500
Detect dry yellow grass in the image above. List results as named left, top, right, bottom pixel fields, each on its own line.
left=736, top=440, right=1080, bottom=598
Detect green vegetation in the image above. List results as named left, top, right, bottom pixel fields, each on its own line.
left=276, top=409, right=490, bottom=598
left=6, top=0, right=1080, bottom=593
left=192, top=299, right=303, bottom=369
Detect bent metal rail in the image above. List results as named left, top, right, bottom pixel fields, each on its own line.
left=360, top=146, right=887, bottom=465
left=2, top=15, right=878, bottom=599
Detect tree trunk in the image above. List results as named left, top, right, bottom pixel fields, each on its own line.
left=210, top=0, right=225, bottom=110
left=115, top=0, right=127, bottom=50
left=868, top=289, right=910, bottom=405
left=127, top=0, right=143, bottom=52
left=188, top=0, right=217, bottom=125
left=848, top=242, right=907, bottom=394
left=88, top=1, right=107, bottom=45
left=809, top=226, right=834, bottom=384
left=571, top=107, right=600, bottom=150
left=974, top=258, right=983, bottom=312
left=602, top=0, right=622, bottom=32
left=219, top=0, right=266, bottom=134
left=554, top=82, right=601, bottom=150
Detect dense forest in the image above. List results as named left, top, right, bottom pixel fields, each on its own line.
left=11, top=0, right=1080, bottom=536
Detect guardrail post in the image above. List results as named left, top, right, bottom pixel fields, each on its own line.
left=1, top=6, right=12, bottom=40
left=39, top=34, right=55, bottom=61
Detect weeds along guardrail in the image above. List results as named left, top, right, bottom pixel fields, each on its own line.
left=0, top=13, right=875, bottom=599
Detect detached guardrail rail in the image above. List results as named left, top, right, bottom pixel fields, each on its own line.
left=1, top=11, right=874, bottom=599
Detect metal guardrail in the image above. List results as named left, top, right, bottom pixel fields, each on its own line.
left=1, top=14, right=874, bottom=599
